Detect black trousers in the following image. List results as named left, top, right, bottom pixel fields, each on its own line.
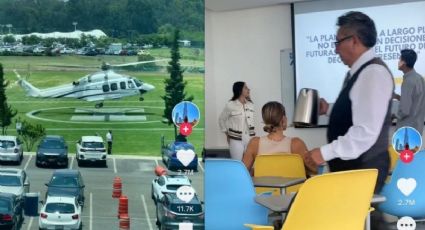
left=107, top=141, right=112, bottom=154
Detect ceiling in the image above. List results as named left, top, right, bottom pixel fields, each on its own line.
left=205, top=0, right=311, bottom=12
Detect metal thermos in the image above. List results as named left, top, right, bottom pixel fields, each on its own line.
left=293, top=88, right=319, bottom=127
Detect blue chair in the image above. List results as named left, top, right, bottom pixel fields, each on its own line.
left=379, top=150, right=425, bottom=218
left=205, top=159, right=269, bottom=230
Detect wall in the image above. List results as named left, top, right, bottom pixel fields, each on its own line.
left=205, top=5, right=294, bottom=148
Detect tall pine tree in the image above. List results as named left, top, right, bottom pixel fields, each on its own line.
left=162, top=29, right=193, bottom=138
left=0, top=64, right=17, bottom=135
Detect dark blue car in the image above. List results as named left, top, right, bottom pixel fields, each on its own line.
left=36, top=135, right=68, bottom=168
left=161, top=136, right=198, bottom=171
left=45, top=169, right=85, bottom=207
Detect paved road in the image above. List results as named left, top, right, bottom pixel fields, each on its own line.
left=1, top=154, right=204, bottom=230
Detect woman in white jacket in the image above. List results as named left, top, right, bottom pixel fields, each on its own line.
left=219, top=81, right=255, bottom=160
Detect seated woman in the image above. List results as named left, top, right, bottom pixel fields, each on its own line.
left=242, top=101, right=317, bottom=175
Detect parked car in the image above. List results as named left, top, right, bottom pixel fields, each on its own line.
left=0, top=168, right=30, bottom=200
left=156, top=193, right=204, bottom=230
left=0, top=193, right=23, bottom=230
left=151, top=174, right=192, bottom=203
left=36, top=135, right=68, bottom=167
left=161, top=136, right=198, bottom=171
left=76, top=136, right=107, bottom=167
left=39, top=196, right=82, bottom=230
left=45, top=170, right=85, bottom=207
left=0, top=135, right=24, bottom=164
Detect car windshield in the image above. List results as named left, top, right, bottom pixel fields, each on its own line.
left=49, top=176, right=78, bottom=187
left=82, top=141, right=104, bottom=148
left=0, top=140, right=15, bottom=148
left=0, top=175, right=21, bottom=186
left=45, top=203, right=75, bottom=214
left=0, top=199, right=11, bottom=212
left=40, top=139, right=65, bottom=149
left=166, top=185, right=183, bottom=191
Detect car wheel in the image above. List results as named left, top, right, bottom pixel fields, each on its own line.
left=77, top=159, right=82, bottom=167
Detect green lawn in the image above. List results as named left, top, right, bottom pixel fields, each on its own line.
left=1, top=54, right=204, bottom=156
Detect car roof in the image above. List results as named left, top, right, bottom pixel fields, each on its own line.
left=46, top=196, right=76, bottom=204
left=0, top=168, right=23, bottom=176
left=165, top=193, right=200, bottom=204
left=81, top=136, right=103, bottom=142
left=0, top=135, right=17, bottom=141
left=52, top=169, right=79, bottom=176
left=43, top=135, right=65, bottom=141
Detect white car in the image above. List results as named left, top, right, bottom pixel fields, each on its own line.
left=151, top=174, right=192, bottom=203
left=0, top=168, right=30, bottom=199
left=76, top=136, right=107, bottom=166
left=0, top=135, right=24, bottom=164
left=39, top=196, right=82, bottom=230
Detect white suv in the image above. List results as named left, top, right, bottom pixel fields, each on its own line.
left=0, top=135, right=24, bottom=164
left=76, top=136, right=107, bottom=167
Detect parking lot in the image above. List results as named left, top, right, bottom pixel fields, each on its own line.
left=1, top=153, right=204, bottom=230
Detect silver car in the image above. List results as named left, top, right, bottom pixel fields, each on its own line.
left=0, top=135, right=24, bottom=164
left=0, top=168, right=30, bottom=200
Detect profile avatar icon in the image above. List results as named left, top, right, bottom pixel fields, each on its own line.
left=172, top=101, right=201, bottom=128
left=392, top=126, right=422, bottom=155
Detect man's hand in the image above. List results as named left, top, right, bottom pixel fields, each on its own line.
left=319, top=98, right=329, bottom=115
left=306, top=148, right=326, bottom=166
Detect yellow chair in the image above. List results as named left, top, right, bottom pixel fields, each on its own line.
left=254, top=154, right=306, bottom=195
left=246, top=169, right=378, bottom=230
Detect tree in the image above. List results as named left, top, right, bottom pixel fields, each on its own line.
left=161, top=29, right=193, bottom=138
left=0, top=64, right=17, bottom=135
left=20, top=120, right=46, bottom=151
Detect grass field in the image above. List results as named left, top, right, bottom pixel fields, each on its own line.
left=0, top=50, right=204, bottom=156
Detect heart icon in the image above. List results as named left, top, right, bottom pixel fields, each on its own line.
left=176, top=149, right=195, bottom=167
left=397, top=178, right=417, bottom=197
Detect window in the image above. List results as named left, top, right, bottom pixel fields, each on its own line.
left=111, top=83, right=118, bottom=91
left=128, top=81, right=135, bottom=89
left=45, top=203, right=75, bottom=214
left=102, top=84, right=110, bottom=92
left=120, top=82, right=126, bottom=89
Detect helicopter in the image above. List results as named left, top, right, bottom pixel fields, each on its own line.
left=17, top=60, right=165, bottom=108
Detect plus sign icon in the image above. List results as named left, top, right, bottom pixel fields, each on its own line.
left=400, top=149, right=414, bottom=164
left=180, top=122, right=193, bottom=136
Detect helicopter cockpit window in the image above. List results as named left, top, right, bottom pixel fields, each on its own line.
left=102, top=84, right=110, bottom=92
left=128, top=81, right=135, bottom=89
left=120, top=82, right=126, bottom=89
left=134, top=79, right=143, bottom=87
left=111, top=83, right=118, bottom=91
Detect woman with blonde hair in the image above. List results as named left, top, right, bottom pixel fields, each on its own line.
left=243, top=101, right=316, bottom=175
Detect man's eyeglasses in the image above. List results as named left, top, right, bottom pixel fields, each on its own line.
left=333, top=35, right=353, bottom=46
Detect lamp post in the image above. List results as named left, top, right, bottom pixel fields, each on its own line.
left=72, top=22, right=78, bottom=31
